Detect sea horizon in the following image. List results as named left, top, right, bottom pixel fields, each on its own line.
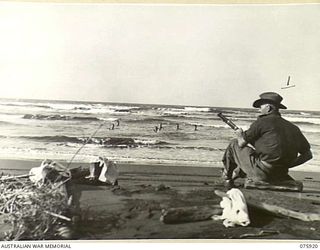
left=1, top=96, right=319, bottom=113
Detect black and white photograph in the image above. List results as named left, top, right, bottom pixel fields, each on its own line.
left=0, top=1, right=320, bottom=244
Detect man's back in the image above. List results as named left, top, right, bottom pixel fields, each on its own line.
left=244, top=112, right=310, bottom=166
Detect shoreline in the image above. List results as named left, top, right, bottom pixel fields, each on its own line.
left=0, top=157, right=319, bottom=177
left=1, top=157, right=320, bottom=201
left=1, top=158, right=320, bottom=240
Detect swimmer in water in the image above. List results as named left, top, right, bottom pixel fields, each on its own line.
left=154, top=126, right=159, bottom=133
left=159, top=123, right=163, bottom=131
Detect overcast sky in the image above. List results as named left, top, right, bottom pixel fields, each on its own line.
left=0, top=3, right=319, bottom=110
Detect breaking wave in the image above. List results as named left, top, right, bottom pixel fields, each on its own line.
left=184, top=107, right=213, bottom=112
left=16, top=135, right=225, bottom=152
left=19, top=135, right=169, bottom=148
left=22, top=114, right=101, bottom=121
left=0, top=101, right=51, bottom=109
left=283, top=116, right=320, bottom=126
left=0, top=100, right=141, bottom=114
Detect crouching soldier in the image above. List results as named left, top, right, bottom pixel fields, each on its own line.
left=221, top=92, right=312, bottom=190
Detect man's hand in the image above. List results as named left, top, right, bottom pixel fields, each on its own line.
left=235, top=128, right=247, bottom=148
left=289, top=149, right=313, bottom=168
left=235, top=128, right=243, bottom=138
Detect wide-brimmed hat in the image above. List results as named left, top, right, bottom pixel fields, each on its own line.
left=253, top=92, right=287, bottom=109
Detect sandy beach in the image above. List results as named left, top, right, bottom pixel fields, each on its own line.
left=1, top=158, right=320, bottom=241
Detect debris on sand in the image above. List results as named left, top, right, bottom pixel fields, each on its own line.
left=0, top=160, right=72, bottom=240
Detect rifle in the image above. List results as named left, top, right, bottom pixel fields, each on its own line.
left=217, top=113, right=239, bottom=130
left=217, top=112, right=255, bottom=149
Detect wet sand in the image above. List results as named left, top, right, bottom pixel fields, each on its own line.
left=1, top=158, right=320, bottom=240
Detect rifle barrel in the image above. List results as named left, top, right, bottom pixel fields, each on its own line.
left=217, top=113, right=239, bottom=130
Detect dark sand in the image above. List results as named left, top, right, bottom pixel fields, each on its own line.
left=1, top=158, right=320, bottom=240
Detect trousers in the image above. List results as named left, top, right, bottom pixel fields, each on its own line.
left=222, top=139, right=289, bottom=182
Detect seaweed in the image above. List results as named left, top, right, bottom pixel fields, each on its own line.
left=0, top=163, right=72, bottom=240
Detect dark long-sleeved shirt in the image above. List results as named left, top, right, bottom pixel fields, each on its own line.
left=243, top=111, right=310, bottom=167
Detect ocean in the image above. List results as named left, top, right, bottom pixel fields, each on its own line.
left=0, top=98, right=319, bottom=172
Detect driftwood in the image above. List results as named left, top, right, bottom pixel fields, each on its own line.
left=69, top=166, right=90, bottom=181
left=215, top=189, right=320, bottom=222
left=244, top=179, right=303, bottom=192
left=160, top=205, right=222, bottom=224
left=239, top=229, right=280, bottom=239
left=44, top=211, right=71, bottom=222
left=0, top=174, right=32, bottom=181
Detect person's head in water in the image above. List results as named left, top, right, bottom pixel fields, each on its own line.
left=154, top=126, right=159, bottom=133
